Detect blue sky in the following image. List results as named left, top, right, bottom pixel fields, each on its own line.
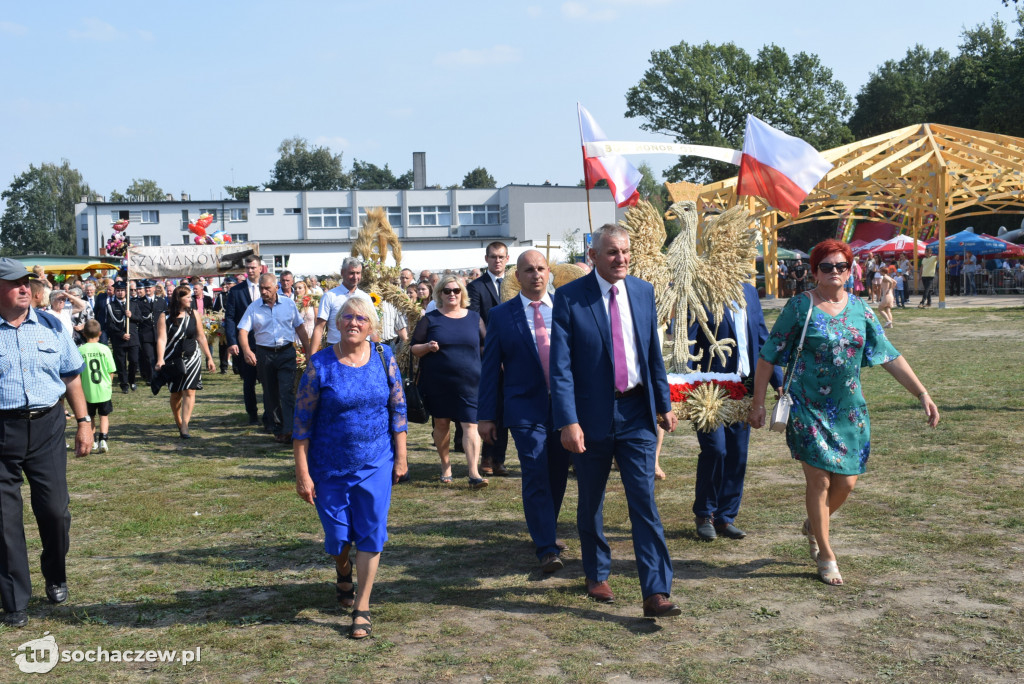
left=0, top=0, right=1017, bottom=201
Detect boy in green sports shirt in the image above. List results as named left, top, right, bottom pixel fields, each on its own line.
left=78, top=320, right=116, bottom=453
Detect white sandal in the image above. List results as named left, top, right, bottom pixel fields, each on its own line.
left=817, top=559, right=843, bottom=586
left=801, top=519, right=819, bottom=561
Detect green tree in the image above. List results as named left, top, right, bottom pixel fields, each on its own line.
left=395, top=170, right=414, bottom=190
left=350, top=159, right=402, bottom=189
left=0, top=161, right=94, bottom=255
left=625, top=41, right=853, bottom=183
left=462, top=166, right=496, bottom=188
left=224, top=184, right=261, bottom=201
left=848, top=45, right=952, bottom=138
left=267, top=137, right=350, bottom=191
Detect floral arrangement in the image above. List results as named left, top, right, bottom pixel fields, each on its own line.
left=203, top=312, right=225, bottom=345
left=668, top=372, right=752, bottom=432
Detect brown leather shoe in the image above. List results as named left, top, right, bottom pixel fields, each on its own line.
left=586, top=579, right=614, bottom=603
left=540, top=553, right=564, bottom=573
left=492, top=464, right=509, bottom=476
left=555, top=539, right=567, bottom=552
left=480, top=458, right=493, bottom=476
left=642, top=593, right=681, bottom=618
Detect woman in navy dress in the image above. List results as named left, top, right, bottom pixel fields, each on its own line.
left=411, top=274, right=488, bottom=488
left=293, top=297, right=408, bottom=639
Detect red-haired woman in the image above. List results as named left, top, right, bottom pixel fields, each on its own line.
left=748, top=239, right=939, bottom=586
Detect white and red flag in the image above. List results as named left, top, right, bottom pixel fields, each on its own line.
left=737, top=114, right=832, bottom=215
left=578, top=103, right=641, bottom=207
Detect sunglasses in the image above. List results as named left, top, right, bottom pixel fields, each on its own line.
left=341, top=313, right=370, bottom=324
left=818, top=262, right=850, bottom=274
left=442, top=287, right=461, bottom=295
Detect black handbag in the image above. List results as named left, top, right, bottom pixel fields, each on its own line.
left=373, top=343, right=428, bottom=423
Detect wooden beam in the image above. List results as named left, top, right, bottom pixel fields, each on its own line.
left=899, top=150, right=935, bottom=176
left=860, top=137, right=928, bottom=178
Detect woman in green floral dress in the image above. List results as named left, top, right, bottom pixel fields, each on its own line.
left=749, top=240, right=939, bottom=586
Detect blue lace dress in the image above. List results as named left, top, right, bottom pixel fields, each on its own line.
left=759, top=294, right=899, bottom=475
left=293, top=344, right=408, bottom=553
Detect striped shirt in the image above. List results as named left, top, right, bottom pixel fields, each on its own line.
left=0, top=308, right=85, bottom=410
left=379, top=301, right=407, bottom=342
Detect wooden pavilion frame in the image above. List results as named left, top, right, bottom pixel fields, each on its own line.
left=667, top=124, right=1024, bottom=305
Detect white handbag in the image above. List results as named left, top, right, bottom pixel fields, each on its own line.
left=769, top=295, right=814, bottom=433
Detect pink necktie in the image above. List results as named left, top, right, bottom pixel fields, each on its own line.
left=196, top=296, right=204, bottom=316
left=609, top=285, right=628, bottom=393
left=530, top=301, right=550, bottom=388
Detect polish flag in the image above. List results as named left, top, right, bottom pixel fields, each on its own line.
left=578, top=103, right=640, bottom=207
left=737, top=114, right=832, bottom=215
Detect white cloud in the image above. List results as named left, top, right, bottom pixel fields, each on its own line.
left=0, top=21, right=28, bottom=35
left=313, top=136, right=350, bottom=150
left=69, top=18, right=120, bottom=41
left=434, top=44, right=521, bottom=67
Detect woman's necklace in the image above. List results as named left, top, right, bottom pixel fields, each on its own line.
left=335, top=342, right=367, bottom=367
left=814, top=287, right=844, bottom=304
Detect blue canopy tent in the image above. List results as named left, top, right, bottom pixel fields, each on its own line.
left=926, top=230, right=1005, bottom=256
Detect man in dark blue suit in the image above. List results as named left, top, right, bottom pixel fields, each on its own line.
left=479, top=250, right=572, bottom=573
left=688, top=282, right=783, bottom=541
left=225, top=255, right=263, bottom=426
left=467, top=241, right=510, bottom=475
left=550, top=224, right=680, bottom=618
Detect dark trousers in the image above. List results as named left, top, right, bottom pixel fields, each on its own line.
left=573, top=393, right=672, bottom=599
left=236, top=354, right=259, bottom=420
left=693, top=422, right=750, bottom=524
left=920, top=277, right=934, bottom=305
left=256, top=345, right=297, bottom=436
left=218, top=341, right=229, bottom=372
left=481, top=375, right=508, bottom=465
left=0, top=403, right=70, bottom=612
left=138, top=330, right=156, bottom=382
left=895, top=289, right=905, bottom=307
left=111, top=343, right=139, bottom=388
left=509, top=422, right=572, bottom=559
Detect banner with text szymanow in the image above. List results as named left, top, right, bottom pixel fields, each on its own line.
left=127, top=244, right=260, bottom=279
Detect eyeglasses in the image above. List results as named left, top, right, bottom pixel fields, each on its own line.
left=341, top=313, right=370, bottom=324
left=818, top=262, right=850, bottom=274
left=442, top=287, right=461, bottom=295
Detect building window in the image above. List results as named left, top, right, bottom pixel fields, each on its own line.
left=140, top=210, right=159, bottom=223
left=284, top=208, right=302, bottom=215
left=273, top=255, right=290, bottom=270
left=200, top=209, right=218, bottom=221
left=500, top=205, right=509, bottom=224
left=458, top=204, right=500, bottom=225
left=256, top=208, right=274, bottom=215
left=82, top=238, right=89, bottom=254
left=229, top=208, right=248, bottom=222
left=180, top=209, right=189, bottom=230
left=357, top=206, right=403, bottom=227
left=142, top=235, right=161, bottom=246
left=408, top=205, right=451, bottom=226
left=230, top=233, right=248, bottom=242
left=182, top=235, right=191, bottom=244
left=308, top=207, right=352, bottom=228
left=111, top=210, right=129, bottom=222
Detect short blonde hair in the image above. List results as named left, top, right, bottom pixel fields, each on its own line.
left=336, top=297, right=380, bottom=338
left=433, top=274, right=469, bottom=309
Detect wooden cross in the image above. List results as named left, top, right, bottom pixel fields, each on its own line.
left=537, top=233, right=559, bottom=262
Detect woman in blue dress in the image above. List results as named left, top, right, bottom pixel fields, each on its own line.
left=749, top=240, right=939, bottom=586
left=293, top=297, right=408, bottom=639
left=411, top=274, right=488, bottom=488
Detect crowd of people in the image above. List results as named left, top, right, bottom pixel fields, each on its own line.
left=0, top=236, right=944, bottom=636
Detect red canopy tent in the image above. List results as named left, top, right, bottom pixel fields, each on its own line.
left=866, top=234, right=927, bottom=258
left=980, top=234, right=1024, bottom=258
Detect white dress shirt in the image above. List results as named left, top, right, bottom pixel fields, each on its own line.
left=594, top=273, right=641, bottom=390
left=317, top=285, right=372, bottom=344
left=519, top=292, right=553, bottom=351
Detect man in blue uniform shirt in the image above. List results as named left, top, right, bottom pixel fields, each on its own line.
left=0, top=258, right=92, bottom=628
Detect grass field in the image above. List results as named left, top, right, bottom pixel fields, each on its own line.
left=2, top=306, right=1023, bottom=682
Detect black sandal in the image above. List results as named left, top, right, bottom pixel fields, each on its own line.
left=336, top=562, right=355, bottom=609
left=350, top=609, right=372, bottom=639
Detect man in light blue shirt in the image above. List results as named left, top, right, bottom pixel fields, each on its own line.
left=238, top=274, right=311, bottom=444
left=0, top=258, right=92, bottom=628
